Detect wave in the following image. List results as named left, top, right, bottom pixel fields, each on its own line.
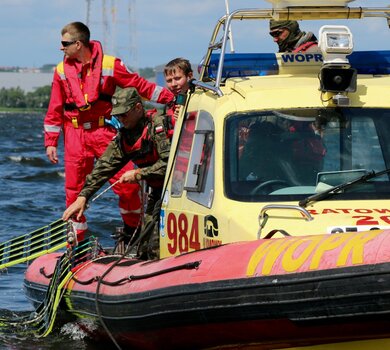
left=1, top=170, right=65, bottom=182
left=6, top=156, right=49, bottom=167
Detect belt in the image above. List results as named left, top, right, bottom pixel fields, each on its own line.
left=66, top=116, right=106, bottom=129
left=64, top=93, right=113, bottom=111
left=81, top=121, right=99, bottom=130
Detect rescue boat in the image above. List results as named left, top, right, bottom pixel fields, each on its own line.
left=23, top=0, right=390, bottom=349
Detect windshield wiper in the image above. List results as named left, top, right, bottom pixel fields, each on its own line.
left=299, top=168, right=390, bottom=208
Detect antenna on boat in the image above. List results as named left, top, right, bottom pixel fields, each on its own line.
left=224, top=0, right=235, bottom=53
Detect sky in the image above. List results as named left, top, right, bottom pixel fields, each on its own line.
left=1, top=0, right=390, bottom=71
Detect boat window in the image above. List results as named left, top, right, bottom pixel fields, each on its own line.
left=186, top=110, right=215, bottom=208
left=225, top=108, right=390, bottom=202
left=171, top=111, right=197, bottom=197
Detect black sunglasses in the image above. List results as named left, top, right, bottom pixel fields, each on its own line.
left=61, top=40, right=77, bottom=47
left=269, top=30, right=283, bottom=38
left=116, top=105, right=138, bottom=118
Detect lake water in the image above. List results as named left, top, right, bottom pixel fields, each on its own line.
left=0, top=112, right=123, bottom=349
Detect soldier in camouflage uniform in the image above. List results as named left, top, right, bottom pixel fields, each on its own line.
left=62, top=87, right=171, bottom=259
left=269, top=20, right=318, bottom=53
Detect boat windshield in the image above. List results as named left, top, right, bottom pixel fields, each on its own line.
left=225, top=108, right=390, bottom=202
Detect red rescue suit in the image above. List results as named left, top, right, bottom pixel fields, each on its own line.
left=44, top=40, right=174, bottom=238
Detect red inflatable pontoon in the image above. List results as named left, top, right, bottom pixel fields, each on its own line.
left=24, top=230, right=390, bottom=349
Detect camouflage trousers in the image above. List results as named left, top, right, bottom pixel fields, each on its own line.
left=138, top=214, right=159, bottom=260
left=137, top=189, right=162, bottom=260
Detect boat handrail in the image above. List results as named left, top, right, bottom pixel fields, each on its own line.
left=257, top=204, right=313, bottom=239
left=199, top=6, right=390, bottom=90
left=190, top=79, right=223, bottom=97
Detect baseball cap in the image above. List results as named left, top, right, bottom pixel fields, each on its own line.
left=111, top=87, right=142, bottom=115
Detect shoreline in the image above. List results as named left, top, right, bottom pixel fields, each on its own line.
left=0, top=108, right=45, bottom=114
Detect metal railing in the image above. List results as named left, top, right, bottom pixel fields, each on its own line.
left=257, top=204, right=313, bottom=239
left=198, top=6, right=390, bottom=92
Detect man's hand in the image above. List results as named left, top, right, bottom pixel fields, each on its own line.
left=173, top=105, right=182, bottom=121
left=119, top=169, right=140, bottom=183
left=46, top=146, right=59, bottom=164
left=62, top=197, right=87, bottom=221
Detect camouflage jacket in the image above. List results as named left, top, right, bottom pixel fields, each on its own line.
left=79, top=110, right=171, bottom=200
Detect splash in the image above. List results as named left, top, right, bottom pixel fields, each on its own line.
left=60, top=319, right=98, bottom=341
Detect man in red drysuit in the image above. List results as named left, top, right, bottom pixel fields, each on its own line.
left=44, top=21, right=174, bottom=241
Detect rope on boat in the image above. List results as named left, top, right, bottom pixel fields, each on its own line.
left=94, top=246, right=130, bottom=350
left=0, top=237, right=98, bottom=337
left=72, top=260, right=201, bottom=286
left=92, top=253, right=201, bottom=350
left=111, top=260, right=202, bottom=284
left=0, top=218, right=69, bottom=270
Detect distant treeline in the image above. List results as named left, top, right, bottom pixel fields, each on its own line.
left=0, top=64, right=56, bottom=73
left=0, top=67, right=156, bottom=110
left=0, top=86, right=51, bottom=109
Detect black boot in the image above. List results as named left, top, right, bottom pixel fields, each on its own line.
left=123, top=224, right=137, bottom=245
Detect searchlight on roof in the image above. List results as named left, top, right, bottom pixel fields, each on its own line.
left=319, top=25, right=353, bottom=65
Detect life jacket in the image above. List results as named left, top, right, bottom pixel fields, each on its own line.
left=55, top=41, right=115, bottom=112
left=148, top=106, right=176, bottom=139
left=293, top=41, right=318, bottom=53
left=292, top=32, right=318, bottom=53
left=121, top=117, right=160, bottom=168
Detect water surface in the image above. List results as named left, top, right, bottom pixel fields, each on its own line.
left=0, top=112, right=123, bottom=349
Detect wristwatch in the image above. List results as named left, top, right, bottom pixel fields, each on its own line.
left=135, top=172, right=143, bottom=181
